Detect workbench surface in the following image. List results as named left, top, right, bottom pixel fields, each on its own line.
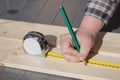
left=0, top=0, right=120, bottom=80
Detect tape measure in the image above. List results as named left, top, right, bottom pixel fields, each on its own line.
left=23, top=31, right=49, bottom=56
left=47, top=51, right=120, bottom=69
left=23, top=31, right=120, bottom=69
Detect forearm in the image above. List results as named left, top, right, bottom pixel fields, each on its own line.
left=78, top=15, right=104, bottom=37
left=78, top=0, right=120, bottom=36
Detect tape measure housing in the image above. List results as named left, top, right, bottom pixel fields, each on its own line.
left=23, top=31, right=49, bottom=56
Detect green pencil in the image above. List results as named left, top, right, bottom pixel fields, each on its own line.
left=59, top=6, right=80, bottom=52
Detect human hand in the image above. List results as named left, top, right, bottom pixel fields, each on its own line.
left=60, top=27, right=95, bottom=62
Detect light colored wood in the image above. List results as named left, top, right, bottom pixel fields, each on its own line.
left=0, top=19, right=120, bottom=80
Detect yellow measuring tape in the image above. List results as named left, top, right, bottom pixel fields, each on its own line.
left=47, top=51, right=120, bottom=69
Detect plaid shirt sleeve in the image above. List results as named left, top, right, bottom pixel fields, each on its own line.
left=85, top=0, right=120, bottom=24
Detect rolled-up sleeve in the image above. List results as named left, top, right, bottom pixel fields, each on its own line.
left=85, top=0, right=120, bottom=24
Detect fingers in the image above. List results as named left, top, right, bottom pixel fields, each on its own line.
left=63, top=47, right=80, bottom=62
left=60, top=34, right=74, bottom=55
left=60, top=29, right=95, bottom=62
left=76, top=27, right=95, bottom=61
left=63, top=54, right=80, bottom=62
left=60, top=34, right=81, bottom=62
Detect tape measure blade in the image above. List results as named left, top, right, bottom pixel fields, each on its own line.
left=47, top=48, right=120, bottom=68
left=88, top=59, right=120, bottom=68
left=47, top=51, right=63, bottom=58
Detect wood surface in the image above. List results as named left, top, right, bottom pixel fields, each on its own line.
left=52, top=0, right=87, bottom=27
left=0, top=0, right=87, bottom=28
left=34, top=0, right=64, bottom=24
left=15, top=0, right=48, bottom=22
left=0, top=0, right=28, bottom=20
left=0, top=19, right=120, bottom=80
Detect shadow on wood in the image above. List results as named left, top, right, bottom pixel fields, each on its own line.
left=101, top=4, right=120, bottom=32
left=85, top=32, right=106, bottom=63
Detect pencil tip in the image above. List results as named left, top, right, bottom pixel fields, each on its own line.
left=83, top=60, right=87, bottom=65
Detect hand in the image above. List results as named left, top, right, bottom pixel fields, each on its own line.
left=60, top=27, right=95, bottom=62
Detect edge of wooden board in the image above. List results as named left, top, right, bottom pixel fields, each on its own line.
left=0, top=19, right=120, bottom=80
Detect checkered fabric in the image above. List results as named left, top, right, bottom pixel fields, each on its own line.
left=85, top=0, right=120, bottom=24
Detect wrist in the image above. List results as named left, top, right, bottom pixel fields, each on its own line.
left=79, top=15, right=104, bottom=36
left=77, top=27, right=96, bottom=40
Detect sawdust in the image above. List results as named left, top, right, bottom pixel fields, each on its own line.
left=0, top=59, right=4, bottom=66
left=16, top=47, right=23, bottom=51
left=10, top=47, right=23, bottom=56
left=12, top=51, right=18, bottom=56
left=0, top=31, right=7, bottom=34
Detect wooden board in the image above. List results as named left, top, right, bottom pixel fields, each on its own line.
left=15, top=0, right=48, bottom=22
left=0, top=19, right=120, bottom=80
left=34, top=0, right=64, bottom=24
left=0, top=0, right=88, bottom=28
left=0, top=0, right=28, bottom=20
left=52, top=0, right=87, bottom=27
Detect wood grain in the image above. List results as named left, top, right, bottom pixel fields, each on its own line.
left=0, top=0, right=28, bottom=20
left=52, top=0, right=87, bottom=27
left=0, top=19, right=120, bottom=80
left=34, top=0, right=64, bottom=24
left=15, top=0, right=48, bottom=22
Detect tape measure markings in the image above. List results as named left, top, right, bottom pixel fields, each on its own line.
left=47, top=51, right=120, bottom=69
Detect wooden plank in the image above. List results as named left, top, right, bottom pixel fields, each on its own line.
left=0, top=0, right=28, bottom=20
left=0, top=19, right=120, bottom=57
left=0, top=0, right=8, bottom=15
left=0, top=19, right=120, bottom=60
left=0, top=19, right=120, bottom=80
left=34, top=0, right=64, bottom=24
left=15, top=0, right=48, bottom=22
left=71, top=1, right=87, bottom=28
left=0, top=37, right=120, bottom=80
left=0, top=19, right=69, bottom=45
left=52, top=0, right=86, bottom=27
